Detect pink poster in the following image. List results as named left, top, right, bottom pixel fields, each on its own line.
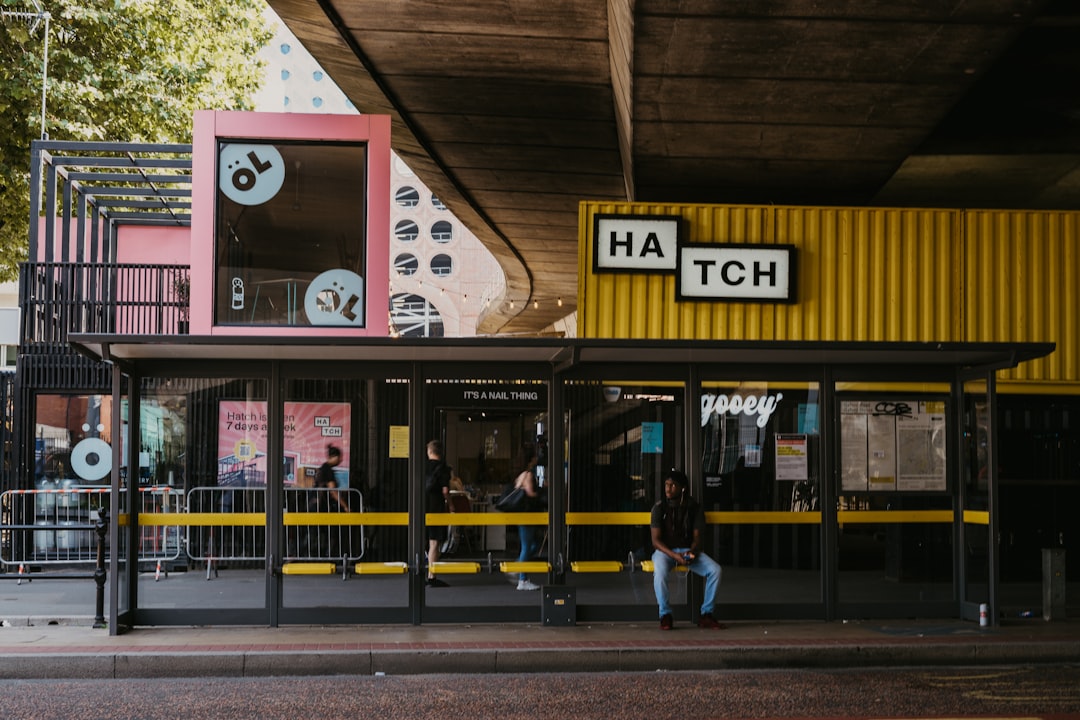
left=217, top=400, right=351, bottom=486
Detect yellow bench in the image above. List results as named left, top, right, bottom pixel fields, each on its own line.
left=570, top=560, right=624, bottom=573
left=431, top=561, right=481, bottom=574
left=499, top=561, right=551, bottom=574
left=281, top=562, right=337, bottom=575
left=354, top=561, right=408, bottom=575
left=640, top=560, right=688, bottom=573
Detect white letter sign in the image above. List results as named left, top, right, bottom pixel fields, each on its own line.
left=678, top=244, right=795, bottom=302
left=592, top=214, right=680, bottom=273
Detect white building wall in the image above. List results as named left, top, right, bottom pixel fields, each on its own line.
left=254, top=10, right=505, bottom=337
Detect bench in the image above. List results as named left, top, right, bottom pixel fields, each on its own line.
left=499, top=561, right=551, bottom=574
left=281, top=562, right=337, bottom=575
left=431, top=561, right=481, bottom=574
left=354, top=561, right=408, bottom=575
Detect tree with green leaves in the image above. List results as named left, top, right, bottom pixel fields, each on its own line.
left=0, top=0, right=272, bottom=280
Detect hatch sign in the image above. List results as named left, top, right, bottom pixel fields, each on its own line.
left=677, top=243, right=795, bottom=302
left=592, top=214, right=796, bottom=303
left=593, top=214, right=679, bottom=273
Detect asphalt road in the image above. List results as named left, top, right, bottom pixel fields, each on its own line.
left=2, top=665, right=1079, bottom=719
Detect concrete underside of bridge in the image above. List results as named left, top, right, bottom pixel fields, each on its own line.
left=267, top=0, right=1080, bottom=335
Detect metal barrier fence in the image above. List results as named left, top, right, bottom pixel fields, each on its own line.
left=0, top=487, right=109, bottom=566
left=2, top=486, right=366, bottom=570
left=282, top=487, right=364, bottom=563
left=136, top=486, right=185, bottom=566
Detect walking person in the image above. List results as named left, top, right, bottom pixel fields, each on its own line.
left=424, top=439, right=451, bottom=587
left=650, top=469, right=724, bottom=630
left=513, top=442, right=543, bottom=591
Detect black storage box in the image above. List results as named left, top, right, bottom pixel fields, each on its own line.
left=542, top=586, right=576, bottom=626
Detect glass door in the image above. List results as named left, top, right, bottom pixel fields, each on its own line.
left=277, top=373, right=411, bottom=624
left=420, top=378, right=549, bottom=622
left=959, top=373, right=996, bottom=624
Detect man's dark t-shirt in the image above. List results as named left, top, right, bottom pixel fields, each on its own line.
left=650, top=497, right=705, bottom=548
left=425, top=459, right=450, bottom=511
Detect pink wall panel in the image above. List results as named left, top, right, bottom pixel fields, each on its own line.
left=191, top=111, right=391, bottom=338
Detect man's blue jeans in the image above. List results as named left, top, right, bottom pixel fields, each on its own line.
left=652, top=547, right=722, bottom=618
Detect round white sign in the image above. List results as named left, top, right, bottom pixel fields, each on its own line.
left=304, top=269, right=365, bottom=326
left=218, top=144, right=285, bottom=206
left=70, top=437, right=112, bottom=481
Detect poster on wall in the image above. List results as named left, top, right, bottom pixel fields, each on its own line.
left=774, top=434, right=809, bottom=481
left=217, top=400, right=351, bottom=487
left=839, top=400, right=946, bottom=493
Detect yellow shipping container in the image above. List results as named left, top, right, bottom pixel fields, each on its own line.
left=579, top=202, right=1080, bottom=386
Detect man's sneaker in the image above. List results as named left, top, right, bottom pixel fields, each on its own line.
left=517, top=579, right=540, bottom=591
left=426, top=577, right=449, bottom=587
left=697, top=613, right=727, bottom=629
left=659, top=613, right=673, bottom=630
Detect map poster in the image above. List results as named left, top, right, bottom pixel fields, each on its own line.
left=839, top=399, right=946, bottom=493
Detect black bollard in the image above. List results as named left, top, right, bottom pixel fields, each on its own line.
left=93, top=508, right=109, bottom=629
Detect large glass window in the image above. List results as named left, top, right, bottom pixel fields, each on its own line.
left=281, top=376, right=411, bottom=613
left=835, top=384, right=954, bottom=606
left=134, top=377, right=269, bottom=612
left=701, top=380, right=822, bottom=606
left=421, top=379, right=549, bottom=613
left=214, top=140, right=367, bottom=327
left=563, top=379, right=684, bottom=611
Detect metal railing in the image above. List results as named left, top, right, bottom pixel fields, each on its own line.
left=1, top=486, right=367, bottom=572
left=0, top=487, right=109, bottom=566
left=20, top=261, right=190, bottom=345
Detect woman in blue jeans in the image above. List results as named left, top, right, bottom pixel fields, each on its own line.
left=513, top=442, right=543, bottom=591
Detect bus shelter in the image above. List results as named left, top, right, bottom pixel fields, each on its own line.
left=69, top=334, right=1052, bottom=633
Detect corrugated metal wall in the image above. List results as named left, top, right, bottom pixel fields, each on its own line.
left=579, top=202, right=1080, bottom=384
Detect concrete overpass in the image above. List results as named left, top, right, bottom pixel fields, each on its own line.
left=266, top=0, right=1080, bottom=335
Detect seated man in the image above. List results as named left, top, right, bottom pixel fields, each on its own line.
left=650, top=469, right=725, bottom=630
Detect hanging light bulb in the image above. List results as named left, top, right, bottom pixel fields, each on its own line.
left=533, top=299, right=538, bottom=309
left=557, top=297, right=563, bottom=307
left=509, top=300, right=515, bottom=309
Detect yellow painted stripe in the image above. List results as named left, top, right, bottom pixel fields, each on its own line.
left=963, top=510, right=990, bottom=525
left=565, top=512, right=650, bottom=525
left=837, top=510, right=954, bottom=524
left=137, top=512, right=410, bottom=527
left=500, top=561, right=551, bottom=573
left=566, top=511, right=823, bottom=525
left=284, top=512, right=408, bottom=526
left=133, top=510, right=958, bottom=528
left=427, top=512, right=548, bottom=525
left=706, top=511, right=822, bottom=524
left=139, top=513, right=264, bottom=526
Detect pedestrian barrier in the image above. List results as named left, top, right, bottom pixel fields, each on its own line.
left=137, top=486, right=184, bottom=568
left=282, top=487, right=364, bottom=563
left=0, top=487, right=109, bottom=567
left=185, top=486, right=268, bottom=570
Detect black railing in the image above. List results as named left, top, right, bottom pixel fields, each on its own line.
left=19, top=262, right=190, bottom=345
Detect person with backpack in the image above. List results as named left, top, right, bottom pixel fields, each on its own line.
left=650, top=468, right=725, bottom=630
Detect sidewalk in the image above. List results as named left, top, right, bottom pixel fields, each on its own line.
left=1, top=615, right=1077, bottom=679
